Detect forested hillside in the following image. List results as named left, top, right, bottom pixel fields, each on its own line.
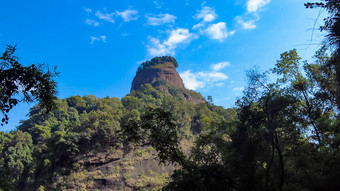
left=0, top=71, right=236, bottom=190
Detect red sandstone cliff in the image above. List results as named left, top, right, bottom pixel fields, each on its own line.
left=131, top=62, right=184, bottom=91
left=130, top=56, right=205, bottom=104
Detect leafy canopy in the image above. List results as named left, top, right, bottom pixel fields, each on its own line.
left=0, top=45, right=58, bottom=126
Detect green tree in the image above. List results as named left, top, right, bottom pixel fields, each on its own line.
left=207, top=96, right=213, bottom=104
left=305, top=0, right=340, bottom=108
left=231, top=48, right=340, bottom=190
left=0, top=45, right=58, bottom=126
left=0, top=130, right=34, bottom=190
left=305, top=0, right=340, bottom=47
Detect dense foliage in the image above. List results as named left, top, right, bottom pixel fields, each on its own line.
left=0, top=45, right=58, bottom=126
left=131, top=1, right=339, bottom=189
left=136, top=56, right=178, bottom=75
left=123, top=1, right=340, bottom=190
left=125, top=50, right=339, bottom=191
left=0, top=81, right=234, bottom=190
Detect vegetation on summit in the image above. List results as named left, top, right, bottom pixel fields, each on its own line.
left=136, top=56, right=178, bottom=75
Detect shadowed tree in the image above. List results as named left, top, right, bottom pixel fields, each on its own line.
left=0, top=45, right=58, bottom=126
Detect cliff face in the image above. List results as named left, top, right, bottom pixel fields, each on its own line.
left=131, top=62, right=184, bottom=91
left=130, top=56, right=205, bottom=104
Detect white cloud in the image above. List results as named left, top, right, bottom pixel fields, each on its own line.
left=90, top=37, right=99, bottom=44
left=164, top=29, right=194, bottom=48
left=205, top=22, right=229, bottom=41
left=211, top=61, right=230, bottom=71
left=180, top=62, right=229, bottom=90
left=233, top=86, right=245, bottom=91
left=229, top=30, right=236, bottom=36
left=193, top=23, right=205, bottom=30
left=180, top=70, right=228, bottom=90
left=84, top=8, right=92, bottom=13
left=153, top=0, right=162, bottom=9
left=99, top=35, right=107, bottom=42
left=147, top=28, right=195, bottom=56
left=147, top=37, right=170, bottom=56
left=95, top=11, right=115, bottom=23
left=192, top=6, right=218, bottom=30
left=90, top=35, right=107, bottom=44
left=180, top=70, right=205, bottom=90
left=236, top=16, right=256, bottom=30
left=146, top=13, right=176, bottom=26
left=116, top=9, right=139, bottom=22
left=194, top=6, right=217, bottom=23
left=198, top=71, right=228, bottom=81
left=246, top=0, right=271, bottom=13
left=85, top=19, right=99, bottom=27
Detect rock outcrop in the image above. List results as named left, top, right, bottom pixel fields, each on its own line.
left=131, top=56, right=184, bottom=91
left=130, top=56, right=206, bottom=104
left=131, top=62, right=184, bottom=91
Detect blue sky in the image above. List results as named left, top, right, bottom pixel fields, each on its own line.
left=0, top=0, right=326, bottom=131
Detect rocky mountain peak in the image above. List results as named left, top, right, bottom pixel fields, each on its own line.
left=131, top=56, right=184, bottom=91
left=130, top=56, right=206, bottom=104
